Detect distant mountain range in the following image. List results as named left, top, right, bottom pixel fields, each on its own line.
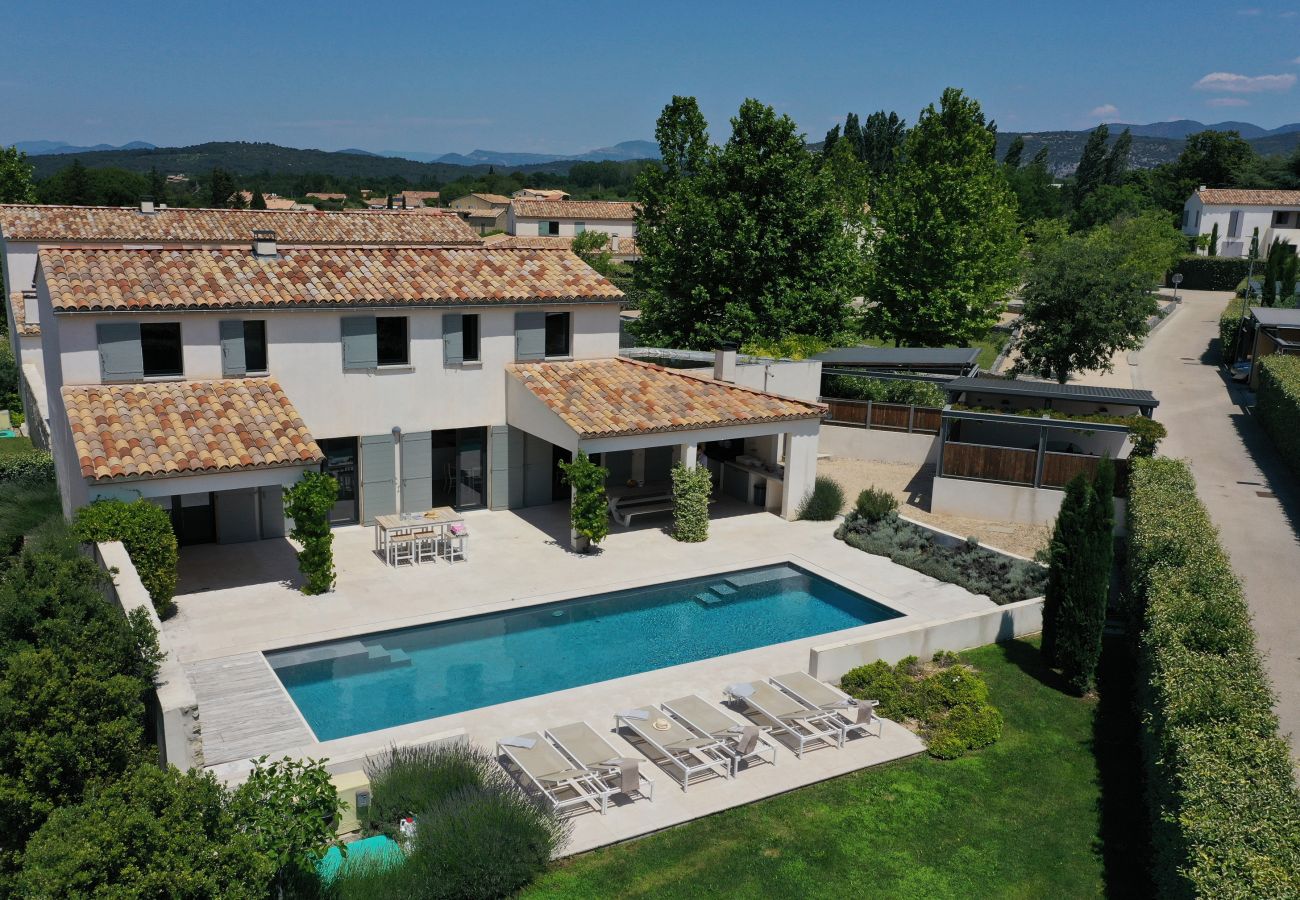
left=372, top=140, right=661, bottom=166
left=1110, top=119, right=1300, bottom=140
left=15, top=139, right=158, bottom=156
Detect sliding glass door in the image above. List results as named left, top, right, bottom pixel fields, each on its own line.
left=454, top=427, right=486, bottom=510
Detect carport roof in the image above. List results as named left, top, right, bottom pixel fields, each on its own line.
left=1250, top=307, right=1300, bottom=328
left=508, top=358, right=824, bottom=439
left=62, top=378, right=322, bottom=482
left=944, top=375, right=1158, bottom=409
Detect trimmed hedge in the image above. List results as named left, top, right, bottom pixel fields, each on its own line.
left=1168, top=255, right=1252, bottom=291
left=1218, top=297, right=1248, bottom=363
left=1127, top=458, right=1300, bottom=897
left=1256, top=355, right=1300, bottom=478
left=0, top=450, right=55, bottom=487
left=72, top=499, right=179, bottom=619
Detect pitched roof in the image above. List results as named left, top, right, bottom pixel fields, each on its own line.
left=509, top=358, right=824, bottom=439
left=944, top=375, right=1159, bottom=408
left=511, top=199, right=639, bottom=220
left=42, top=246, right=623, bottom=312
left=7, top=290, right=39, bottom=336
left=62, top=379, right=322, bottom=482
left=1195, top=188, right=1300, bottom=207
left=484, top=233, right=640, bottom=257
left=0, top=204, right=480, bottom=245
left=470, top=193, right=513, bottom=205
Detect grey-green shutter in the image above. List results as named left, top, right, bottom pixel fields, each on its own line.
left=97, top=322, right=143, bottom=381
left=515, top=311, right=545, bottom=361
left=443, top=313, right=463, bottom=365
left=489, top=425, right=510, bottom=510
left=400, top=431, right=433, bottom=513
left=341, top=316, right=378, bottom=370
left=360, top=433, right=396, bottom=524
left=219, top=320, right=246, bottom=377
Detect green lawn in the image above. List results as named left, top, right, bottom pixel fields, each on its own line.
left=528, top=638, right=1142, bottom=899
left=0, top=435, right=35, bottom=456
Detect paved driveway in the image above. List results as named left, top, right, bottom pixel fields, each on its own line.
left=1136, top=289, right=1300, bottom=767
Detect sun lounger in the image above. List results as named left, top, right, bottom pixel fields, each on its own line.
left=662, top=694, right=778, bottom=774
left=497, top=733, right=615, bottom=815
left=771, top=671, right=884, bottom=740
left=545, top=722, right=655, bottom=803
left=614, top=707, right=732, bottom=792
left=724, top=680, right=844, bottom=757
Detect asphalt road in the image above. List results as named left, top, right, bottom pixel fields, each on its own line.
left=1135, top=289, right=1300, bottom=768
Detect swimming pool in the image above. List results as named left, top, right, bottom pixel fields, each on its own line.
left=266, top=563, right=901, bottom=741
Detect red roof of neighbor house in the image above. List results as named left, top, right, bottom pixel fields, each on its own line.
left=484, top=233, right=640, bottom=256
left=7, top=290, right=39, bottom=336
left=41, top=246, right=623, bottom=311
left=62, top=378, right=322, bottom=482
left=1195, top=188, right=1300, bottom=206
left=511, top=199, right=639, bottom=220
left=509, top=357, right=824, bottom=439
left=0, top=203, right=480, bottom=245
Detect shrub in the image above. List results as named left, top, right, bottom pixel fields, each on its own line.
left=916, top=665, right=990, bottom=716
left=71, top=498, right=178, bottom=619
left=820, top=374, right=946, bottom=407
left=558, top=450, right=609, bottom=551
left=283, top=471, right=338, bottom=595
left=836, top=512, right=1046, bottom=605
left=1168, top=254, right=1251, bottom=291
left=952, top=403, right=1166, bottom=460
left=741, top=334, right=830, bottom=360
left=670, top=463, right=712, bottom=542
left=0, top=450, right=54, bottom=487
left=853, top=486, right=898, bottom=522
left=798, top=476, right=844, bottom=521
left=0, top=482, right=62, bottom=556
left=1128, top=457, right=1300, bottom=896
left=363, top=742, right=496, bottom=838
left=839, top=660, right=908, bottom=717
left=1256, top=355, right=1300, bottom=479
left=928, top=703, right=1003, bottom=759
left=1219, top=296, right=1248, bottom=363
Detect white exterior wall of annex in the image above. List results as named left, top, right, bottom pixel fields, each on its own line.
left=508, top=214, right=636, bottom=239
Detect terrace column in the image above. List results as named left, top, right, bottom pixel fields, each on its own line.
left=681, top=441, right=698, bottom=468
left=780, top=426, right=820, bottom=521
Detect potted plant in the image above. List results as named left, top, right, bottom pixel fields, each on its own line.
left=558, top=450, right=609, bottom=553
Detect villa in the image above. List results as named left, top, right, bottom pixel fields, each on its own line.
left=1181, top=187, right=1300, bottom=257
left=508, top=198, right=638, bottom=239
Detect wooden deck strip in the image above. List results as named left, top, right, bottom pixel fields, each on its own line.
left=186, top=652, right=313, bottom=765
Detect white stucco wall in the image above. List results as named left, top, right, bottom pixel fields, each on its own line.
left=730, top=359, right=822, bottom=403
left=1181, top=196, right=1300, bottom=258
left=819, top=423, right=940, bottom=464
left=508, top=215, right=636, bottom=239
left=932, top=474, right=1127, bottom=529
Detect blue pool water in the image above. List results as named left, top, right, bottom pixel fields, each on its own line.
left=266, top=563, right=900, bottom=741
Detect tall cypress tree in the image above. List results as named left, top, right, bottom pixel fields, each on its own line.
left=147, top=166, right=166, bottom=203
left=1057, top=460, right=1115, bottom=694
left=1003, top=135, right=1025, bottom=168
left=1042, top=473, right=1090, bottom=665
left=1072, top=125, right=1109, bottom=209
left=843, top=113, right=863, bottom=160
left=1104, top=128, right=1132, bottom=185
left=250, top=188, right=268, bottom=210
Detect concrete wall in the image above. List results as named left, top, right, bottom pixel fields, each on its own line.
left=95, top=541, right=204, bottom=769
left=809, top=597, right=1045, bottom=683
left=819, top=423, right=939, bottom=464
left=730, top=359, right=822, bottom=403
left=932, top=474, right=1127, bottom=529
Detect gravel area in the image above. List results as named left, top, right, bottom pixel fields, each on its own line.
left=816, top=457, right=1051, bottom=559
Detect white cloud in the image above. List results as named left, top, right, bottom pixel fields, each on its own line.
left=1194, top=71, right=1297, bottom=92
left=1206, top=97, right=1251, bottom=107
left=1089, top=103, right=1119, bottom=118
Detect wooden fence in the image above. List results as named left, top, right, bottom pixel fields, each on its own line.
left=821, top=398, right=942, bottom=434
left=942, top=441, right=1129, bottom=494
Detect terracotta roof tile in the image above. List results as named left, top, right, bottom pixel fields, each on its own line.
left=42, top=247, right=623, bottom=311
left=509, top=358, right=823, bottom=439
left=0, top=203, right=480, bottom=245
left=62, top=378, right=323, bottom=482
left=1195, top=188, right=1300, bottom=206
left=484, top=233, right=640, bottom=257
left=511, top=199, right=639, bottom=220
left=7, top=290, right=39, bottom=336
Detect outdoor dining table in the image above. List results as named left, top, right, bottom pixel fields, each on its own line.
left=374, top=507, right=464, bottom=556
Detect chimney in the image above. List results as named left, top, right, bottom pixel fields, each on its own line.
left=610, top=235, right=621, bottom=252
left=1199, top=185, right=1207, bottom=192
left=139, top=197, right=156, bottom=214
left=713, top=342, right=738, bottom=383
left=252, top=229, right=278, bottom=258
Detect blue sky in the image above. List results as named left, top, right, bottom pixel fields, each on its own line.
left=5, top=1, right=1299, bottom=154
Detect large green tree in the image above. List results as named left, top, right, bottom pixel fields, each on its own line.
left=0, top=147, right=37, bottom=203
left=1177, top=129, right=1254, bottom=188
left=860, top=110, right=907, bottom=179
left=1072, top=125, right=1109, bottom=209
left=635, top=96, right=863, bottom=348
left=208, top=167, right=238, bottom=208
left=1012, top=226, right=1160, bottom=383
left=866, top=88, right=1021, bottom=346
left=1006, top=146, right=1063, bottom=222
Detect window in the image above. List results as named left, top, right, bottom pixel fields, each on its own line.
left=574, top=221, right=586, bottom=234
left=1181, top=209, right=1188, bottom=229
left=541, top=220, right=560, bottom=236
left=1228, top=209, right=1242, bottom=238
left=141, top=323, right=183, bottom=378
left=1275, top=210, right=1296, bottom=228
left=242, top=321, right=268, bottom=373
left=376, top=316, right=409, bottom=366
left=544, top=311, right=570, bottom=358
left=462, top=314, right=480, bottom=362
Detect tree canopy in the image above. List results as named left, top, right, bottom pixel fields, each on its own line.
left=634, top=96, right=864, bottom=348
left=0, top=147, right=37, bottom=204
left=866, top=87, right=1022, bottom=346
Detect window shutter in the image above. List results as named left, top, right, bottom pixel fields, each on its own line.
left=97, top=322, right=143, bottom=381
left=574, top=222, right=585, bottom=234
left=515, top=311, right=545, bottom=361
left=443, top=313, right=464, bottom=365
left=360, top=433, right=396, bottom=524
left=1228, top=210, right=1242, bottom=238
left=219, top=320, right=246, bottom=377
left=489, top=426, right=511, bottom=510
left=400, top=431, right=433, bottom=513
left=341, top=316, right=378, bottom=370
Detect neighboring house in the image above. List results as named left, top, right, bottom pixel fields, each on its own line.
left=508, top=199, right=638, bottom=240
left=366, top=190, right=441, bottom=210
left=0, top=203, right=482, bottom=448
left=448, top=193, right=511, bottom=235
left=237, top=191, right=306, bottom=211
left=1229, top=306, right=1300, bottom=389
left=484, top=233, right=640, bottom=263
left=306, top=192, right=348, bottom=202
left=20, top=213, right=823, bottom=543
left=513, top=188, right=570, bottom=200
left=1182, top=188, right=1300, bottom=258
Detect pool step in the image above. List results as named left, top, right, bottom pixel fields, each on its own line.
left=725, top=565, right=802, bottom=589
left=694, top=585, right=741, bottom=607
